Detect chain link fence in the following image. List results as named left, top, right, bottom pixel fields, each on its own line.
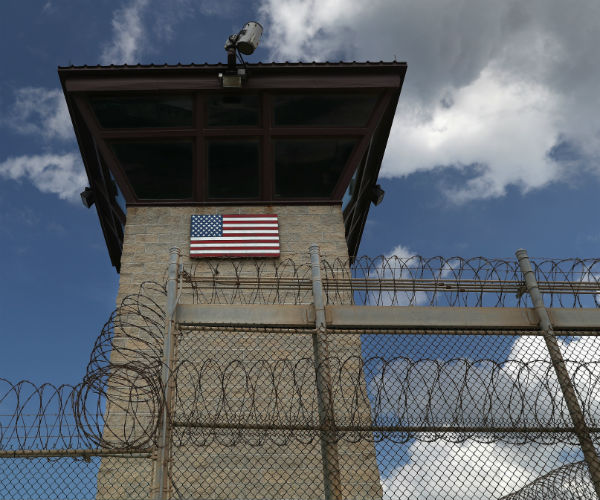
left=2, top=249, right=600, bottom=499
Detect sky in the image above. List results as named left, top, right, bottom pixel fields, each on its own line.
left=1, top=0, right=600, bottom=495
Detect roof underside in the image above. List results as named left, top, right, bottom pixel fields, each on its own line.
left=59, top=61, right=406, bottom=271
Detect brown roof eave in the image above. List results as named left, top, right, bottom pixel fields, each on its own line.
left=58, top=61, right=407, bottom=92
left=58, top=60, right=407, bottom=73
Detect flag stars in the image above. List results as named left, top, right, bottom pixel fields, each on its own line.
left=191, top=214, right=223, bottom=237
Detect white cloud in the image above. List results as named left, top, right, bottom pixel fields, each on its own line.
left=387, top=244, right=416, bottom=260
left=362, top=244, right=428, bottom=305
left=0, top=153, right=86, bottom=202
left=382, top=439, right=579, bottom=499
left=258, top=0, right=600, bottom=202
left=372, top=333, right=599, bottom=498
left=374, top=245, right=465, bottom=305
left=100, top=0, right=241, bottom=65
left=4, top=87, right=72, bottom=141
left=382, top=68, right=562, bottom=201
left=152, top=0, right=240, bottom=41
left=100, top=0, right=150, bottom=64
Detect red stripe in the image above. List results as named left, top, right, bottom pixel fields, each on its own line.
left=191, top=246, right=280, bottom=250
left=222, top=221, right=277, bottom=224
left=221, top=232, right=279, bottom=236
left=191, top=239, right=278, bottom=244
left=222, top=225, right=279, bottom=229
left=223, top=214, right=277, bottom=218
left=190, top=243, right=279, bottom=247
left=190, top=245, right=280, bottom=248
left=191, top=254, right=280, bottom=258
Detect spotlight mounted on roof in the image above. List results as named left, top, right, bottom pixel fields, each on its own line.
left=220, top=21, right=263, bottom=88
left=226, top=21, right=263, bottom=56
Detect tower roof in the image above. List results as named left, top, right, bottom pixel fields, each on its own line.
left=59, top=61, right=406, bottom=270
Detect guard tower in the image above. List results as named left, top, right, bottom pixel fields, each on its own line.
left=59, top=50, right=406, bottom=499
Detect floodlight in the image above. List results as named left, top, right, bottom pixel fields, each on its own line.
left=219, top=73, right=243, bottom=88
left=221, top=22, right=261, bottom=87
left=224, top=21, right=263, bottom=56
left=81, top=186, right=95, bottom=208
left=236, top=22, right=263, bottom=55
left=371, top=184, right=385, bottom=206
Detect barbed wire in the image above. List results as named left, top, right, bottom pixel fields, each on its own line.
left=169, top=351, right=600, bottom=446
left=4, top=316, right=600, bottom=449
left=500, top=461, right=595, bottom=499
left=183, top=256, right=600, bottom=307
left=0, top=282, right=167, bottom=452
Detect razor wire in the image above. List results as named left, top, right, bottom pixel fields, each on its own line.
left=168, top=351, right=600, bottom=446
left=183, top=256, right=600, bottom=307
left=0, top=281, right=167, bottom=453
left=4, top=332, right=600, bottom=449
left=500, top=461, right=595, bottom=499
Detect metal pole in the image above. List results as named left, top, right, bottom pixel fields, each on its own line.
left=153, top=247, right=180, bottom=500
left=516, top=248, right=600, bottom=499
left=309, top=244, right=343, bottom=500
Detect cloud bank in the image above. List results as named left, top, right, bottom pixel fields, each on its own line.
left=377, top=333, right=595, bottom=498
left=99, top=0, right=240, bottom=65
left=258, top=0, right=600, bottom=201
left=0, top=153, right=86, bottom=202
left=3, top=87, right=73, bottom=142
left=0, top=87, right=84, bottom=202
left=100, top=0, right=150, bottom=64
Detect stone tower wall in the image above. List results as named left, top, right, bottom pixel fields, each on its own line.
left=96, top=204, right=382, bottom=499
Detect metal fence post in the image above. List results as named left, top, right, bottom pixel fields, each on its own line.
left=309, top=244, right=343, bottom=500
left=516, top=248, right=600, bottom=498
left=152, top=247, right=180, bottom=500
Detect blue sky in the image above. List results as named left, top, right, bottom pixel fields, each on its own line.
left=1, top=0, right=600, bottom=388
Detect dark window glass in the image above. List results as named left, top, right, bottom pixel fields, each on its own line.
left=207, top=95, right=260, bottom=127
left=91, top=96, right=193, bottom=128
left=111, top=142, right=193, bottom=199
left=342, top=169, right=358, bottom=210
left=273, top=93, right=379, bottom=127
left=275, top=139, right=356, bottom=198
left=208, top=141, right=260, bottom=198
left=105, top=164, right=127, bottom=213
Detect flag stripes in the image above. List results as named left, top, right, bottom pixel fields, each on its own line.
left=190, top=214, right=280, bottom=258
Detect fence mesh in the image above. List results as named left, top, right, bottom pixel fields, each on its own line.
left=2, top=254, right=600, bottom=499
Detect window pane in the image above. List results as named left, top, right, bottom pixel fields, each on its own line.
left=208, top=141, right=260, bottom=198
left=207, top=95, right=260, bottom=127
left=273, top=93, right=378, bottom=127
left=111, top=142, right=193, bottom=199
left=105, top=162, right=127, bottom=213
left=91, top=96, right=193, bottom=128
left=275, top=139, right=356, bottom=198
left=342, top=169, right=358, bottom=210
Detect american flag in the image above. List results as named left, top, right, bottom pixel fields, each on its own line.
left=190, top=214, right=280, bottom=258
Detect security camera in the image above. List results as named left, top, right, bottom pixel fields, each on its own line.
left=224, top=21, right=263, bottom=56
left=236, top=22, right=263, bottom=55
